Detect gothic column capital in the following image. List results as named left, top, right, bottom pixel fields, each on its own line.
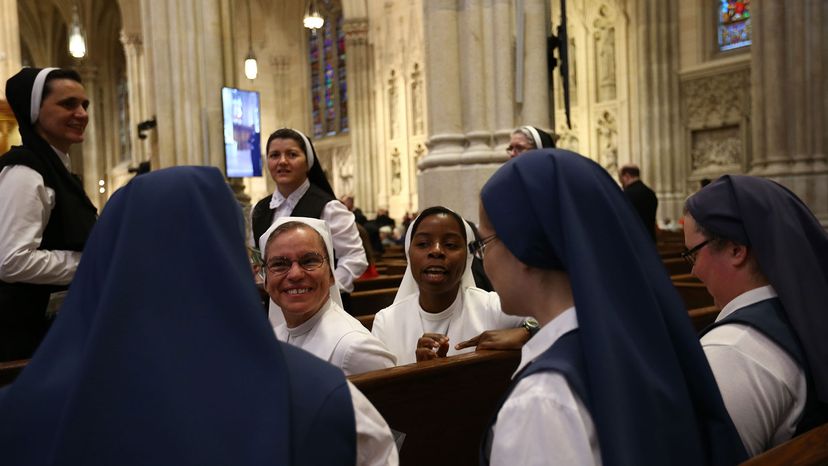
left=343, top=18, right=369, bottom=45
left=119, top=31, right=143, bottom=48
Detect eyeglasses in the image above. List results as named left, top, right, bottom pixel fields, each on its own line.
left=469, top=234, right=498, bottom=260
left=680, top=240, right=710, bottom=267
left=266, top=252, right=327, bottom=275
left=506, top=144, right=533, bottom=156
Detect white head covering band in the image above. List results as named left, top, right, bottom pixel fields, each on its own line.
left=259, top=217, right=343, bottom=324
left=519, top=125, right=543, bottom=150
left=30, top=67, right=59, bottom=124
left=392, top=209, right=477, bottom=305
left=293, top=129, right=316, bottom=170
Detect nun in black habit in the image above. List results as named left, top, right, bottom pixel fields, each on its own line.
left=0, top=67, right=97, bottom=362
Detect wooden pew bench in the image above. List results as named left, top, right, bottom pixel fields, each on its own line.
left=350, top=350, right=520, bottom=466
left=663, top=257, right=692, bottom=276
left=350, top=287, right=398, bottom=316
left=688, top=306, right=719, bottom=332
left=353, top=274, right=404, bottom=292
left=375, top=258, right=408, bottom=275
left=0, top=359, right=28, bottom=388
left=740, top=421, right=828, bottom=466
left=674, top=280, right=714, bottom=309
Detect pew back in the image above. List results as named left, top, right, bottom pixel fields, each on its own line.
left=740, top=422, right=828, bottom=466
left=0, top=359, right=27, bottom=388
left=350, top=287, right=398, bottom=316
left=350, top=350, right=520, bottom=466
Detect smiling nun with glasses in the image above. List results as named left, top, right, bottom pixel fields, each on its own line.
left=259, top=217, right=396, bottom=376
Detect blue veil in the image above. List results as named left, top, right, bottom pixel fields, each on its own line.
left=480, top=150, right=747, bottom=465
left=0, top=167, right=293, bottom=464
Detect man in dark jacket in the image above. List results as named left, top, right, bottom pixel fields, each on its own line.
left=619, top=164, right=658, bottom=241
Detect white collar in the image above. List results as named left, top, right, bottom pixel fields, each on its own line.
left=269, top=178, right=310, bottom=210
left=716, top=285, right=778, bottom=322
left=514, top=306, right=578, bottom=377
left=50, top=145, right=71, bottom=170
left=418, top=288, right=463, bottom=321
left=285, top=298, right=331, bottom=335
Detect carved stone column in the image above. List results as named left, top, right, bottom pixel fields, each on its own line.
left=141, top=0, right=225, bottom=170
left=120, top=32, right=148, bottom=167
left=458, top=0, right=490, bottom=162
left=0, top=0, right=21, bottom=152
left=421, top=0, right=464, bottom=169
left=344, top=18, right=378, bottom=214
left=750, top=0, right=828, bottom=223
left=521, top=0, right=550, bottom=128
left=491, top=0, right=515, bottom=151
left=0, top=0, right=21, bottom=83
left=77, top=64, right=105, bottom=209
left=632, top=0, right=683, bottom=222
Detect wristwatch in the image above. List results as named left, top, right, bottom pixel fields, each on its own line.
left=522, top=318, right=540, bottom=338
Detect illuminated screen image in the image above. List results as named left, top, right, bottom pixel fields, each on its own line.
left=221, top=87, right=262, bottom=178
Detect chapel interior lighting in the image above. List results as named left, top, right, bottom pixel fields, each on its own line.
left=303, top=0, right=324, bottom=30
left=68, top=4, right=87, bottom=59
left=244, top=0, right=258, bottom=80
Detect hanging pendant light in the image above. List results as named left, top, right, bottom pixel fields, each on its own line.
left=68, top=4, right=87, bottom=59
left=303, top=0, right=324, bottom=30
left=244, top=0, right=257, bottom=80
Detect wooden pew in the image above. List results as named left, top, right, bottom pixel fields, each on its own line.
left=671, top=273, right=700, bottom=283
left=375, top=260, right=408, bottom=276
left=356, top=314, right=375, bottom=331
left=663, top=257, right=691, bottom=276
left=0, top=359, right=28, bottom=388
left=353, top=274, right=404, bottom=292
left=688, top=306, right=719, bottom=332
left=659, top=244, right=686, bottom=260
left=349, top=287, right=398, bottom=316
left=674, top=280, right=715, bottom=309
left=740, top=422, right=828, bottom=466
left=350, top=350, right=520, bottom=466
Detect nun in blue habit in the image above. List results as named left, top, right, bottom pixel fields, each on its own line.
left=477, top=150, right=747, bottom=465
left=0, top=166, right=364, bottom=465
left=686, top=175, right=828, bottom=444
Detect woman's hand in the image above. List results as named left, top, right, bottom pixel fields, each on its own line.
left=416, top=333, right=450, bottom=362
left=455, top=328, right=529, bottom=351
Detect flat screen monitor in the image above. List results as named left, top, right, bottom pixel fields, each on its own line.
left=221, top=87, right=262, bottom=178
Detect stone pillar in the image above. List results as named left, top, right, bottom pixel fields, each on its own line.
left=421, top=0, right=464, bottom=169
left=458, top=0, right=490, bottom=162
left=750, top=0, right=828, bottom=223
left=78, top=65, right=103, bottom=209
left=632, top=0, right=683, bottom=223
left=344, top=18, right=378, bottom=214
left=0, top=0, right=21, bottom=152
left=491, top=0, right=515, bottom=151
left=0, top=0, right=21, bottom=83
left=120, top=32, right=148, bottom=167
left=141, top=0, right=225, bottom=170
left=521, top=0, right=550, bottom=128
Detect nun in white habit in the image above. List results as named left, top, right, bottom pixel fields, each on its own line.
left=260, top=217, right=396, bottom=376
left=371, top=207, right=529, bottom=366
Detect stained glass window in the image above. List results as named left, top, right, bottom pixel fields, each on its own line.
left=718, top=0, right=751, bottom=51
left=307, top=0, right=348, bottom=138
